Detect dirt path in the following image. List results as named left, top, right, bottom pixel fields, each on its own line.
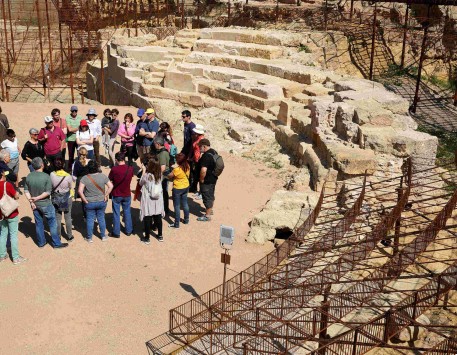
left=0, top=102, right=281, bottom=354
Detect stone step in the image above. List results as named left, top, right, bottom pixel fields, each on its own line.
left=175, top=29, right=201, bottom=39
left=149, top=71, right=165, bottom=78
left=292, top=93, right=313, bottom=104
left=174, top=38, right=196, bottom=49
left=193, top=39, right=286, bottom=60
left=195, top=78, right=282, bottom=111
left=117, top=46, right=189, bottom=63
left=200, top=27, right=302, bottom=47
left=176, top=62, right=307, bottom=98
left=184, top=51, right=338, bottom=85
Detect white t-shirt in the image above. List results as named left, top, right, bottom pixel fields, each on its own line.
left=76, top=130, right=94, bottom=151
left=1, top=138, right=19, bottom=159
left=87, top=119, right=102, bottom=139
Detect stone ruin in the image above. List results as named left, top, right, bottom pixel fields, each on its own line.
left=87, top=27, right=438, bottom=244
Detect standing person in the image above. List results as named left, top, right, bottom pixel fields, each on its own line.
left=139, top=157, right=164, bottom=244
left=0, top=150, right=17, bottom=187
left=189, top=124, right=205, bottom=197
left=1, top=129, right=21, bottom=188
left=65, top=105, right=83, bottom=171
left=154, top=137, right=170, bottom=216
left=167, top=153, right=190, bottom=228
left=75, top=119, right=94, bottom=159
left=79, top=161, right=113, bottom=242
left=101, top=108, right=112, bottom=154
left=21, top=128, right=45, bottom=172
left=0, top=169, right=24, bottom=265
left=85, top=108, right=102, bottom=167
left=0, top=106, right=9, bottom=143
left=197, top=139, right=218, bottom=222
left=159, top=122, right=177, bottom=163
left=72, top=147, right=91, bottom=219
left=105, top=108, right=120, bottom=166
left=24, top=157, right=69, bottom=248
left=117, top=113, right=136, bottom=165
left=108, top=152, right=134, bottom=238
left=50, top=158, right=73, bottom=241
left=37, top=115, right=65, bottom=171
left=51, top=108, right=68, bottom=160
left=135, top=107, right=159, bottom=163
left=180, top=110, right=195, bottom=157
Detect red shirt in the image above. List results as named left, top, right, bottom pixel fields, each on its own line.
left=0, top=181, right=18, bottom=219
left=37, top=126, right=65, bottom=156
left=53, top=118, right=67, bottom=130
left=108, top=165, right=134, bottom=197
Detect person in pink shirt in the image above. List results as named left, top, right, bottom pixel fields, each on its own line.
left=117, top=113, right=136, bottom=165
left=51, top=108, right=68, bottom=161
left=37, top=116, right=65, bottom=172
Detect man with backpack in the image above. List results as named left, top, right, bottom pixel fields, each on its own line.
left=197, top=139, right=224, bottom=222
left=154, top=137, right=171, bottom=216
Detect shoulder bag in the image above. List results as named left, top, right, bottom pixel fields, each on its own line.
left=0, top=181, right=18, bottom=218
left=87, top=174, right=105, bottom=196
left=51, top=176, right=70, bottom=212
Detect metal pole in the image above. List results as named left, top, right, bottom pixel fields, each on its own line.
left=369, top=3, right=377, bottom=81
left=57, top=0, right=65, bottom=73
left=411, top=5, right=430, bottom=113
left=349, top=0, right=354, bottom=20
left=68, top=27, right=75, bottom=104
left=181, top=0, right=184, bottom=29
left=87, top=0, right=91, bottom=54
left=227, top=1, right=231, bottom=26
left=44, top=0, right=54, bottom=87
left=98, top=32, right=105, bottom=104
left=393, top=176, right=403, bottom=255
left=0, top=55, right=4, bottom=101
left=113, top=0, right=117, bottom=29
left=6, top=0, right=14, bottom=60
left=1, top=0, right=11, bottom=73
left=276, top=0, right=279, bottom=23
left=221, top=249, right=229, bottom=313
left=324, top=0, right=328, bottom=31
left=156, top=0, right=160, bottom=26
left=36, top=0, right=47, bottom=98
left=400, top=5, right=409, bottom=68
left=135, top=1, right=138, bottom=37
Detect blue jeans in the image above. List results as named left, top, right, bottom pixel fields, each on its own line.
left=172, top=187, right=189, bottom=227
left=85, top=201, right=107, bottom=239
left=0, top=216, right=19, bottom=260
left=112, top=196, right=133, bottom=236
left=33, top=204, right=62, bottom=247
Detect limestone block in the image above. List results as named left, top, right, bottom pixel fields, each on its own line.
left=111, top=33, right=158, bottom=47
left=309, top=97, right=336, bottom=129
left=391, top=114, right=418, bottom=130
left=334, top=78, right=384, bottom=92
left=391, top=130, right=438, bottom=160
left=194, top=39, right=284, bottom=59
left=228, top=79, right=258, bottom=93
left=164, top=71, right=196, bottom=93
left=352, top=99, right=395, bottom=126
left=250, top=85, right=284, bottom=100
left=292, top=93, right=313, bottom=104
left=246, top=226, right=276, bottom=244
left=275, top=125, right=300, bottom=153
left=291, top=115, right=312, bottom=138
left=335, top=89, right=410, bottom=114
left=334, top=103, right=358, bottom=142
left=303, top=83, right=333, bottom=96
left=278, top=101, right=291, bottom=126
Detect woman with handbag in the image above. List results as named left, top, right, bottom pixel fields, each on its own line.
left=117, top=113, right=136, bottom=165
left=21, top=128, right=45, bottom=172
left=139, top=156, right=164, bottom=244
left=50, top=158, right=74, bottom=241
left=78, top=160, right=113, bottom=243
left=0, top=170, right=25, bottom=265
left=167, top=153, right=190, bottom=229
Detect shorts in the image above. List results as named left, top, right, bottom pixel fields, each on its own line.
left=7, top=157, right=19, bottom=176
left=200, top=183, right=216, bottom=209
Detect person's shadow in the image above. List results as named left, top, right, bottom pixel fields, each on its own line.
left=19, top=216, right=35, bottom=239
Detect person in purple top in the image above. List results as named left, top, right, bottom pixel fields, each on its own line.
left=180, top=110, right=195, bottom=158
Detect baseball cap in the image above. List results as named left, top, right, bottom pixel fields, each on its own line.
left=146, top=108, right=155, bottom=114
left=137, top=108, right=145, bottom=117
left=44, top=116, right=53, bottom=123
left=80, top=119, right=89, bottom=127
left=70, top=105, right=78, bottom=112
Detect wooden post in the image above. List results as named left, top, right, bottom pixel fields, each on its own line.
left=227, top=1, right=231, bottom=26
left=135, top=1, right=138, bottom=37
left=156, top=0, right=160, bottom=26
left=1, top=0, right=11, bottom=73
left=36, top=0, right=47, bottom=98
left=181, top=0, right=185, bottom=29
left=57, top=0, right=65, bottom=73
left=6, top=0, right=14, bottom=61
left=400, top=5, right=409, bottom=68
left=5, top=85, right=9, bottom=102
left=113, top=0, right=117, bottom=29
left=68, top=27, right=75, bottom=104
left=411, top=5, right=430, bottom=113
left=393, top=176, right=403, bottom=256
left=79, top=84, right=85, bottom=104
left=87, top=0, right=91, bottom=54
left=349, top=0, right=354, bottom=20
left=44, top=0, right=54, bottom=87
left=0, top=55, right=5, bottom=101
left=369, top=3, right=377, bottom=81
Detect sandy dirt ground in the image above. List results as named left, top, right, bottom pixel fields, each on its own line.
left=0, top=103, right=281, bottom=354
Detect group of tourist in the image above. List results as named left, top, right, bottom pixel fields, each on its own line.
left=0, top=106, right=223, bottom=265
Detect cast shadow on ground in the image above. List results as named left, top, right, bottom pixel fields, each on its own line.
left=179, top=282, right=200, bottom=299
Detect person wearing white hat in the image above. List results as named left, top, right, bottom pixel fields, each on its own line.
left=86, top=108, right=102, bottom=166
left=37, top=115, right=66, bottom=171
left=189, top=124, right=205, bottom=199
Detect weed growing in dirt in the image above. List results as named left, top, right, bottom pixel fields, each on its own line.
left=298, top=44, right=312, bottom=53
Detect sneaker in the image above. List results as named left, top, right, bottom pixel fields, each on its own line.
left=85, top=238, right=93, bottom=243
left=101, top=237, right=108, bottom=242
left=197, top=215, right=211, bottom=222
left=109, top=233, right=120, bottom=238
left=168, top=223, right=179, bottom=229
left=183, top=220, right=189, bottom=225
left=141, top=237, right=150, bottom=245
left=0, top=255, right=8, bottom=262
left=157, top=235, right=164, bottom=242
left=194, top=193, right=202, bottom=200
left=13, top=256, right=27, bottom=265
left=67, top=236, right=74, bottom=242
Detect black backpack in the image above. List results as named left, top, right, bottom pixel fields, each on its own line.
left=210, top=151, right=225, bottom=177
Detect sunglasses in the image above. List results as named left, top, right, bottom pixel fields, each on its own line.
left=80, top=154, right=87, bottom=157
left=71, top=110, right=78, bottom=112
left=31, top=133, right=38, bottom=136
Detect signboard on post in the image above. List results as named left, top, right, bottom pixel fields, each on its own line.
left=220, top=225, right=235, bottom=249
